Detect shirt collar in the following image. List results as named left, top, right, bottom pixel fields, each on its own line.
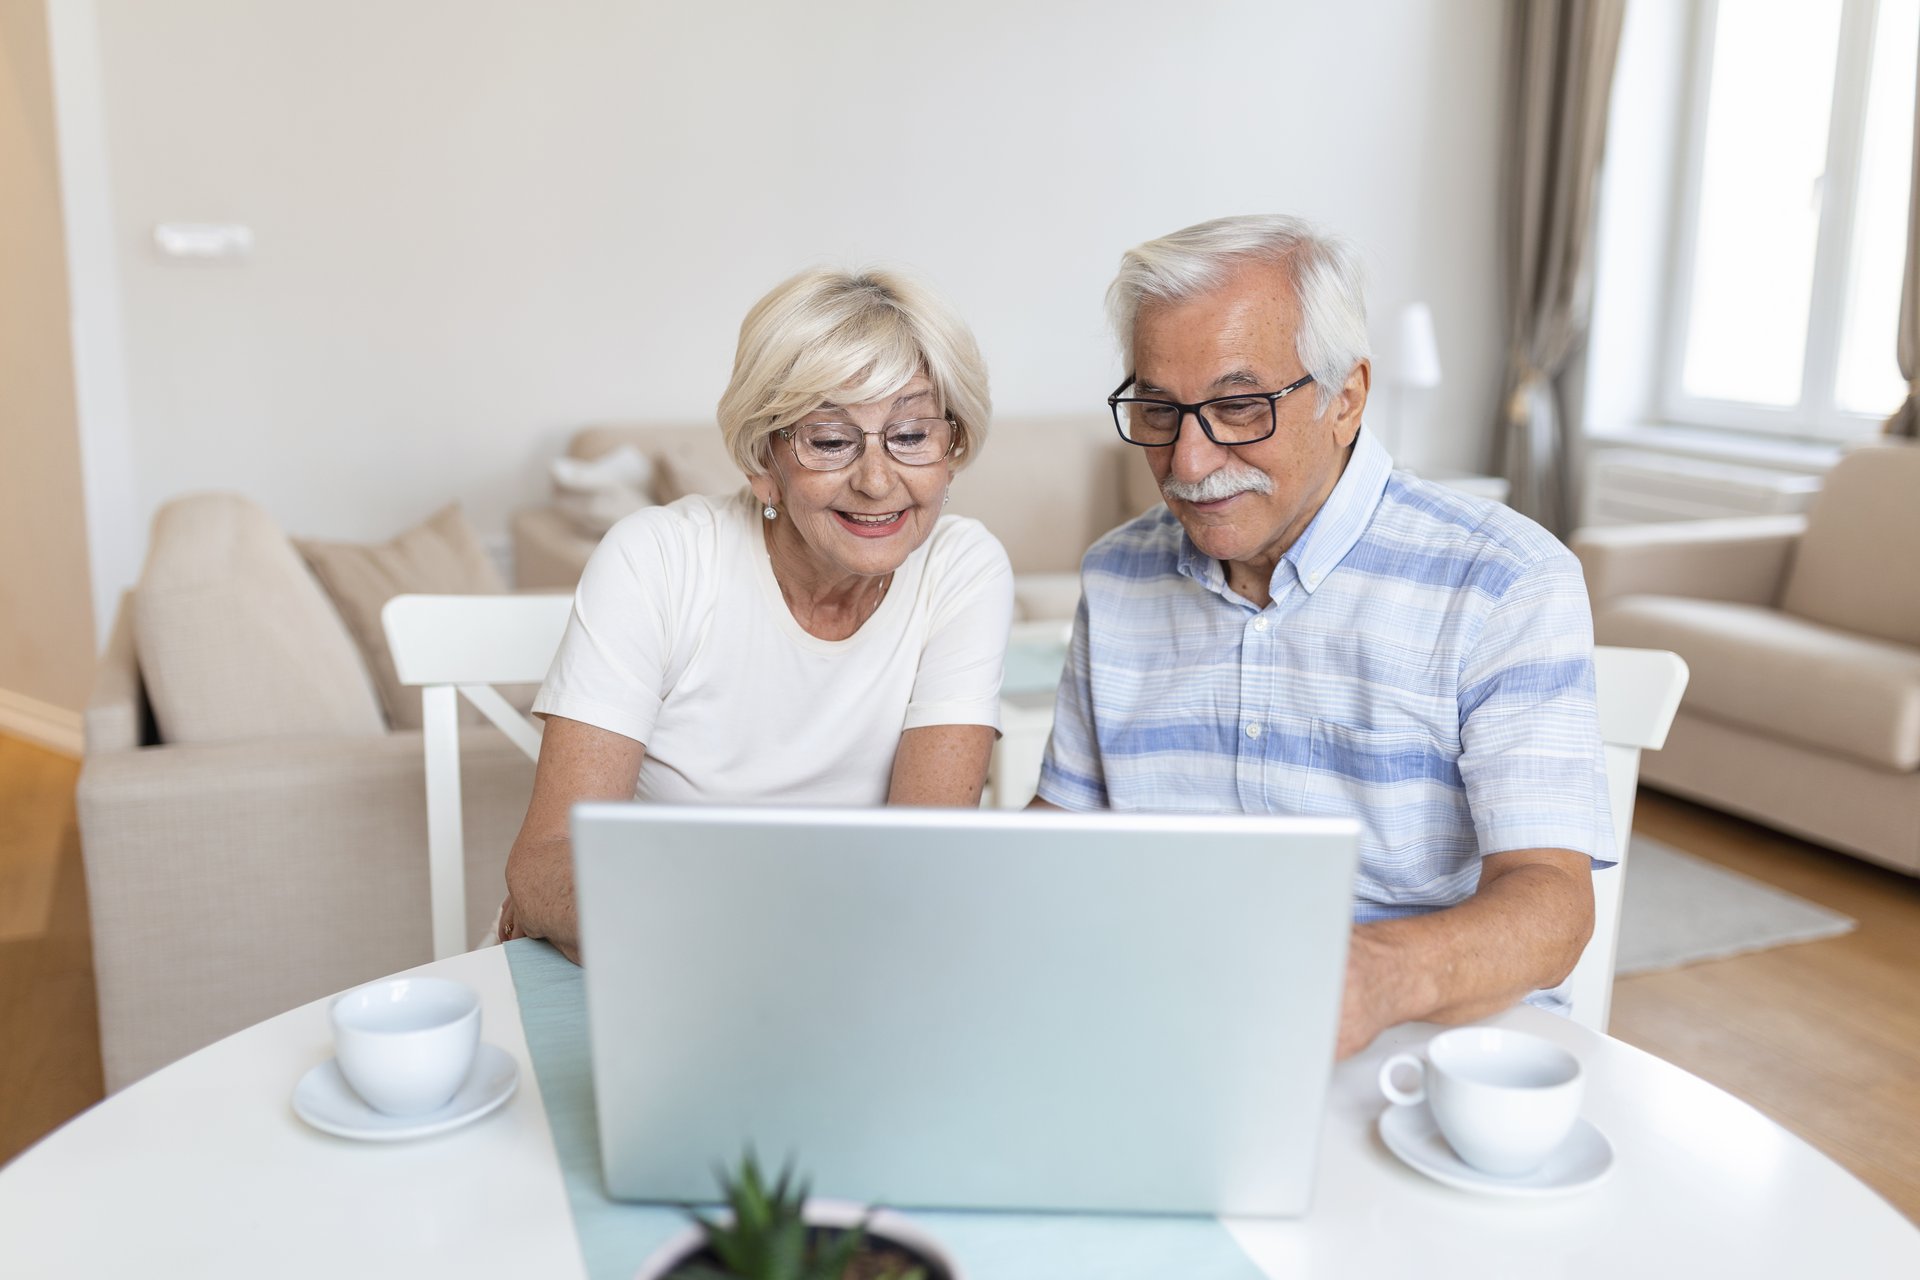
left=1174, top=424, right=1393, bottom=600
left=1286, top=424, right=1391, bottom=593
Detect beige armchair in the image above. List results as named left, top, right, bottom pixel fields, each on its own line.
left=1572, top=443, right=1920, bottom=876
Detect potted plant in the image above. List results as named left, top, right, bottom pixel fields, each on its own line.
left=634, top=1152, right=963, bottom=1280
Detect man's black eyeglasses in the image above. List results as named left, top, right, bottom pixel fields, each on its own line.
left=1107, top=372, right=1316, bottom=448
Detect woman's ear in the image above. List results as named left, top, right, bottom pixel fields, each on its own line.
left=749, top=471, right=780, bottom=510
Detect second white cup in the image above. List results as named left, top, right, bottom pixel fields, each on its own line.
left=330, top=977, right=481, bottom=1116
left=1379, top=1027, right=1583, bottom=1177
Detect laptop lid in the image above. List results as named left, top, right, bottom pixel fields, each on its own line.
left=572, top=804, right=1358, bottom=1217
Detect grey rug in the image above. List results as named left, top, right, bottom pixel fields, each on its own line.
left=1615, top=835, right=1857, bottom=975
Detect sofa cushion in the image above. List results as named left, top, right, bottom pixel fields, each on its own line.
left=1596, top=595, right=1920, bottom=770
left=653, top=444, right=744, bottom=503
left=134, top=494, right=385, bottom=745
left=550, top=444, right=655, bottom=537
left=297, top=505, right=512, bottom=730
left=1779, top=443, right=1920, bottom=647
left=947, top=416, right=1135, bottom=574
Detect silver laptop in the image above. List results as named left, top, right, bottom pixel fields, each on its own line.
left=572, top=804, right=1358, bottom=1217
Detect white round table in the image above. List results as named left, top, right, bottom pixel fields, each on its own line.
left=3, top=946, right=1914, bottom=1277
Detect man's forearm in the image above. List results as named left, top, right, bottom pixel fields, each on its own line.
left=1338, top=853, right=1593, bottom=1058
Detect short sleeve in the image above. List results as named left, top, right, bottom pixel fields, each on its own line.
left=529, top=507, right=697, bottom=745
left=1035, top=593, right=1108, bottom=810
left=903, top=520, right=1015, bottom=732
left=1456, top=548, right=1615, bottom=866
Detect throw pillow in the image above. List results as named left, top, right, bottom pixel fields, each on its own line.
left=653, top=443, right=744, bottom=503
left=550, top=444, right=656, bottom=537
left=134, top=493, right=386, bottom=745
left=298, top=504, right=533, bottom=731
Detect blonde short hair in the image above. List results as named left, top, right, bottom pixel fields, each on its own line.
left=717, top=266, right=991, bottom=476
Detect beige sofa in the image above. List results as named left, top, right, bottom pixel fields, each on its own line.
left=1572, top=443, right=1920, bottom=876
left=78, top=496, right=536, bottom=1091
left=511, top=415, right=1163, bottom=614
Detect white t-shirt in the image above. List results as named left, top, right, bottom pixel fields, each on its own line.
left=532, top=490, right=1014, bottom=805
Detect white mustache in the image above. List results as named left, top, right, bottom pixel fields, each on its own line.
left=1161, top=463, right=1275, bottom=504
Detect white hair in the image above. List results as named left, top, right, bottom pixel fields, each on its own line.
left=1106, top=214, right=1370, bottom=412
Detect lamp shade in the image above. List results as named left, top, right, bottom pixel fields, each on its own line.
left=1389, top=302, right=1443, bottom=389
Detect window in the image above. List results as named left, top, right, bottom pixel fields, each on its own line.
left=1664, top=0, right=1918, bottom=440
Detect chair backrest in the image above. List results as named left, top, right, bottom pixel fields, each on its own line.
left=1567, top=645, right=1691, bottom=1033
left=381, top=593, right=573, bottom=958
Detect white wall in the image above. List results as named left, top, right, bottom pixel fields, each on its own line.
left=0, top=0, right=93, bottom=750
left=73, top=0, right=1507, bottom=577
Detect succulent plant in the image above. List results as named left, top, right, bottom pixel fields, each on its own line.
left=668, top=1152, right=928, bottom=1280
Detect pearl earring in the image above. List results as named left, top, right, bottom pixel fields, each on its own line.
left=762, top=503, right=778, bottom=521
left=942, top=492, right=950, bottom=506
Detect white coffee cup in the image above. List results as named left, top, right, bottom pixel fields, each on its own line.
left=330, top=977, right=481, bottom=1116
left=1378, top=1027, right=1584, bottom=1177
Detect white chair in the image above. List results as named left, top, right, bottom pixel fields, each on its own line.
left=380, top=593, right=573, bottom=959
left=1568, top=645, right=1691, bottom=1033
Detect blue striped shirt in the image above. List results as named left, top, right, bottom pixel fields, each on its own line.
left=1038, top=428, right=1613, bottom=934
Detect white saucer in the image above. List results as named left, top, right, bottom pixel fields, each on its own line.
left=293, top=1043, right=518, bottom=1141
left=1378, top=1102, right=1613, bottom=1197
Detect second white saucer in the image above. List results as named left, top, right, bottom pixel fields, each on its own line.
left=1379, top=1101, right=1613, bottom=1197
left=293, top=1043, right=518, bottom=1141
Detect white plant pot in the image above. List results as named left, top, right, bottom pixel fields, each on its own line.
left=631, top=1197, right=964, bottom=1280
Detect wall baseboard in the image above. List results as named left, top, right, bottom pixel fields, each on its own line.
left=0, top=688, right=84, bottom=758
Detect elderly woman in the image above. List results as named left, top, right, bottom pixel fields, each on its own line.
left=500, top=267, right=1014, bottom=961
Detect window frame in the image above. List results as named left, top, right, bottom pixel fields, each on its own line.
left=1658, top=0, right=1905, bottom=442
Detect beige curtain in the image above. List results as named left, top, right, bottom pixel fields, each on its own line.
left=1497, top=0, right=1627, bottom=535
left=1888, top=33, right=1920, bottom=439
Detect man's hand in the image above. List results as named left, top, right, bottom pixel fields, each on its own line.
left=1336, top=923, right=1428, bottom=1059
left=1332, top=848, right=1594, bottom=1060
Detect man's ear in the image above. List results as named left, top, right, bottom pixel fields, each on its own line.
left=1330, top=358, right=1371, bottom=448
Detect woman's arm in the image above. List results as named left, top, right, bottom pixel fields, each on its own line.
left=887, top=723, right=998, bottom=807
left=500, top=715, right=647, bottom=964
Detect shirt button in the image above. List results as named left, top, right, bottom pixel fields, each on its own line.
left=1307, top=571, right=1322, bottom=586
left=1253, top=616, right=1270, bottom=633
left=1245, top=722, right=1263, bottom=739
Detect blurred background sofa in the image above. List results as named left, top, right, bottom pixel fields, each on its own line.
left=511, top=415, right=1162, bottom=613
left=1573, top=443, right=1920, bottom=877
left=78, top=494, right=536, bottom=1090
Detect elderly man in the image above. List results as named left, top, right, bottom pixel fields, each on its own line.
left=1034, top=214, right=1612, bottom=1058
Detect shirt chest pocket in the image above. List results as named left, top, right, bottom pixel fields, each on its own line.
left=1292, top=717, right=1465, bottom=820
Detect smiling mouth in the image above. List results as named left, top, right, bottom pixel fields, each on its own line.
left=835, top=509, right=906, bottom=530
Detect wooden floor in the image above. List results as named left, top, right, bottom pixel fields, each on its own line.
left=0, top=736, right=102, bottom=1165
left=2, top=735, right=1917, bottom=1226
